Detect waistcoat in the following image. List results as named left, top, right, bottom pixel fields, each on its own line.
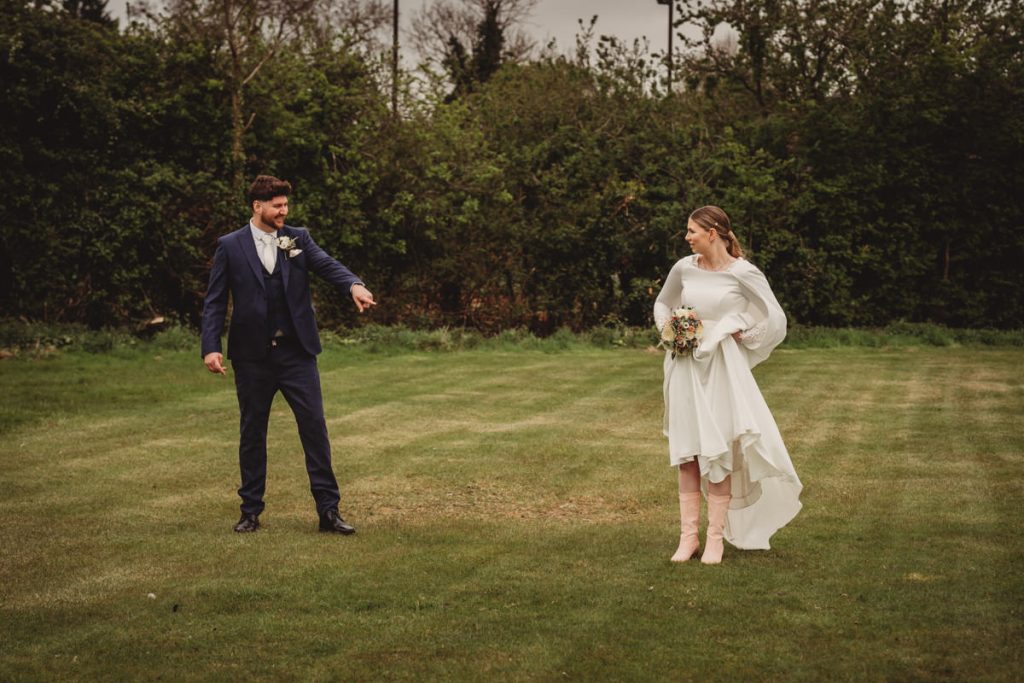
left=263, top=257, right=295, bottom=340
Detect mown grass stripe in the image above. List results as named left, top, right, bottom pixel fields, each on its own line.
left=1, top=347, right=1021, bottom=681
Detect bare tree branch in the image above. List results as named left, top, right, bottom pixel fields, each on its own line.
left=410, top=0, right=539, bottom=65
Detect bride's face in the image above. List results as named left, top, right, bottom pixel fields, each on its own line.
left=684, top=220, right=712, bottom=254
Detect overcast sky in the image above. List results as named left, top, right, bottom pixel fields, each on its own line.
left=512, top=0, right=675, bottom=56
left=110, top=0, right=679, bottom=59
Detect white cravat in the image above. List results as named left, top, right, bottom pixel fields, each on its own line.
left=256, top=231, right=277, bottom=273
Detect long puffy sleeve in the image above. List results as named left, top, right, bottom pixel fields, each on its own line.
left=653, top=259, right=686, bottom=333
left=731, top=260, right=787, bottom=368
left=689, top=259, right=787, bottom=369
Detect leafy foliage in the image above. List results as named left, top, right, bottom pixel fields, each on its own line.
left=1, top=0, right=1021, bottom=331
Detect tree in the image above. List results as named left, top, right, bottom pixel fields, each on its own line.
left=153, top=0, right=321, bottom=196
left=411, top=0, right=537, bottom=98
left=62, top=0, right=117, bottom=25
left=675, top=0, right=1024, bottom=326
left=2, top=0, right=1021, bottom=331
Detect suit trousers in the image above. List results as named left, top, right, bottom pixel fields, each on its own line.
left=231, top=339, right=341, bottom=516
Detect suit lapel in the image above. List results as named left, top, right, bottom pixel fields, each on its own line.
left=279, top=226, right=291, bottom=291
left=238, top=225, right=267, bottom=290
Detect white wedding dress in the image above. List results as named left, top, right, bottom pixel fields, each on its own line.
left=654, top=255, right=802, bottom=550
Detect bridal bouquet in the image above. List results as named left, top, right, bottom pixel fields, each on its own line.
left=660, top=307, right=703, bottom=359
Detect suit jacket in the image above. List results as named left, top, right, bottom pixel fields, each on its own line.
left=200, top=224, right=362, bottom=360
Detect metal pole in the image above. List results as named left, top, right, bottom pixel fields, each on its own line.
left=667, top=0, right=674, bottom=92
left=657, top=0, right=674, bottom=93
left=392, top=0, right=399, bottom=116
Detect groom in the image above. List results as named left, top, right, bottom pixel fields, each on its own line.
left=201, top=175, right=375, bottom=534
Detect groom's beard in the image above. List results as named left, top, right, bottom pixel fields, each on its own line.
left=257, top=209, right=286, bottom=231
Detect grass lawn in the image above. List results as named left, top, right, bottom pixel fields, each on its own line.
left=1, top=345, right=1022, bottom=681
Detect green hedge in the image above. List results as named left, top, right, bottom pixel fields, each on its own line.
left=3, top=1, right=1022, bottom=331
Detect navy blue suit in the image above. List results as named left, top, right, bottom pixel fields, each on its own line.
left=201, top=224, right=362, bottom=516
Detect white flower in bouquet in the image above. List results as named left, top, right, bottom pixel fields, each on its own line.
left=660, top=307, right=703, bottom=359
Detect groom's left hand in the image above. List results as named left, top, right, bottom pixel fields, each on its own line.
left=351, top=284, right=376, bottom=313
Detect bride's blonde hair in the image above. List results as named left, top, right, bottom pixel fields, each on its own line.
left=689, top=205, right=745, bottom=259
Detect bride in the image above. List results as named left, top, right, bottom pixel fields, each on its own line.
left=653, top=205, right=802, bottom=564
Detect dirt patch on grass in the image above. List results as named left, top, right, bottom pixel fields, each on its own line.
left=348, top=476, right=651, bottom=524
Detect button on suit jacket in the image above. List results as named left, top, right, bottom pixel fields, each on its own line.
left=200, top=224, right=362, bottom=360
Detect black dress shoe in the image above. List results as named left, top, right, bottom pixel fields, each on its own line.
left=319, top=509, right=355, bottom=535
left=234, top=513, right=260, bottom=533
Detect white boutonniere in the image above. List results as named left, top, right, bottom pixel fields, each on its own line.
left=276, top=235, right=302, bottom=258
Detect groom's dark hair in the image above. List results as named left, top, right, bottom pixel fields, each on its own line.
left=248, top=175, right=292, bottom=204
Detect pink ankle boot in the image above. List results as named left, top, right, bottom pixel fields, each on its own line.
left=701, top=493, right=731, bottom=565
left=671, top=492, right=702, bottom=562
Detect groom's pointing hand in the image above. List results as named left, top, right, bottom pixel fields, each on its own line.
left=351, top=284, right=376, bottom=313
left=204, top=352, right=227, bottom=375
